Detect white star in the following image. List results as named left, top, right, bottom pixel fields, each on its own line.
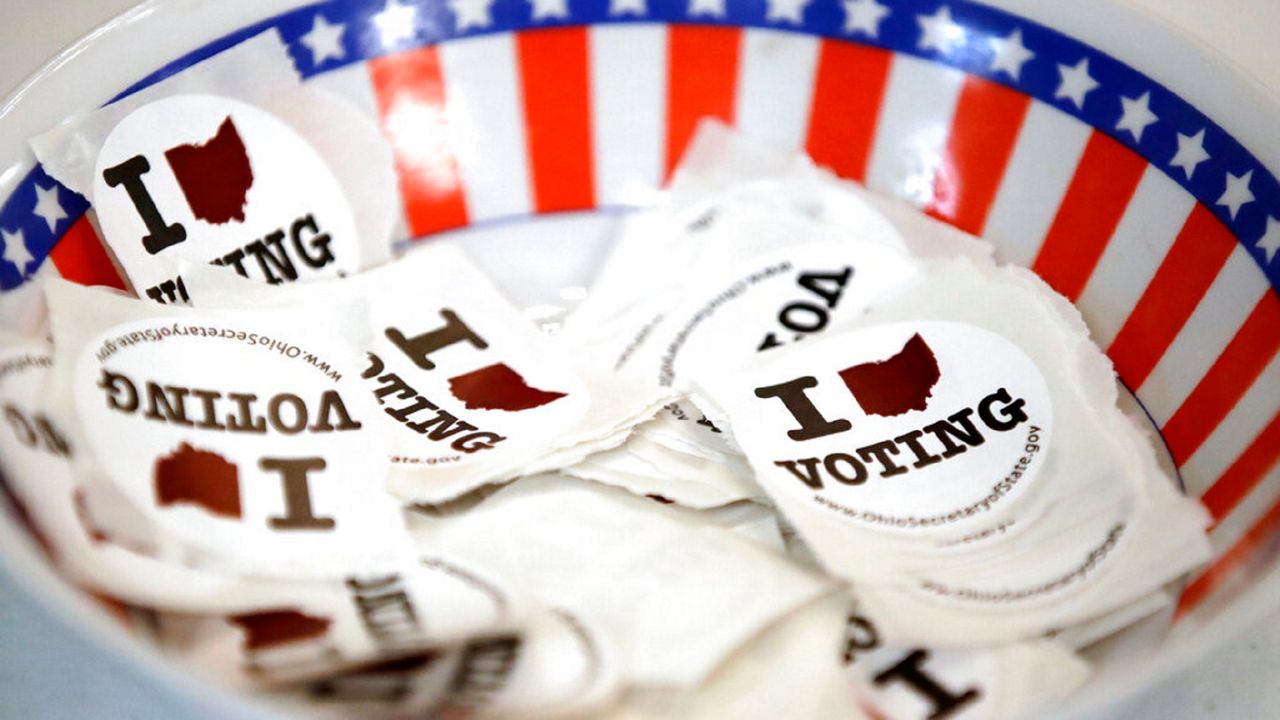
left=609, top=0, right=645, bottom=15
left=374, top=0, right=419, bottom=45
left=916, top=6, right=965, bottom=54
left=1, top=229, right=34, bottom=276
left=1170, top=129, right=1211, bottom=180
left=1256, top=217, right=1280, bottom=264
left=988, top=28, right=1033, bottom=81
left=766, top=0, right=810, bottom=24
left=842, top=0, right=889, bottom=37
left=529, top=0, right=568, bottom=20
left=448, top=0, right=494, bottom=29
left=1115, top=91, right=1158, bottom=143
left=1216, top=169, right=1255, bottom=220
left=1055, top=57, right=1099, bottom=109
left=688, top=0, right=725, bottom=17
left=31, top=184, right=67, bottom=234
left=300, top=14, right=346, bottom=66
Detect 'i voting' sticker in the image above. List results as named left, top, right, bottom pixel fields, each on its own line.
left=703, top=321, right=1053, bottom=536
left=92, top=94, right=360, bottom=303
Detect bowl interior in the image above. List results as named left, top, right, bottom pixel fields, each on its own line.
left=2, top=0, right=1280, bottom=716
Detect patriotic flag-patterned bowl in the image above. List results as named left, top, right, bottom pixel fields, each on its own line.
left=1, top=0, right=1279, bottom=715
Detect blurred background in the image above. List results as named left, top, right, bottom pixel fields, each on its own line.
left=1, top=0, right=1278, bottom=718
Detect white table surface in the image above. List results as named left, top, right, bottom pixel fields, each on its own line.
left=1, top=0, right=1278, bottom=718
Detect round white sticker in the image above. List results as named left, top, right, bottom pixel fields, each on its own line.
left=741, top=321, right=1053, bottom=535
left=92, top=94, right=361, bottom=301
left=74, top=317, right=403, bottom=578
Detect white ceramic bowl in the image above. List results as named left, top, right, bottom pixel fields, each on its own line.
left=2, top=0, right=1279, bottom=716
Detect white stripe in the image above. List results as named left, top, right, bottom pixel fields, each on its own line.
left=1075, top=167, right=1196, bottom=348
left=589, top=25, right=667, bottom=207
left=734, top=29, right=820, bottom=152
left=1181, top=353, right=1280, bottom=496
left=982, top=101, right=1092, bottom=268
left=1205, top=464, right=1280, bottom=557
left=439, top=35, right=533, bottom=221
left=1138, top=245, right=1271, bottom=426
left=864, top=54, right=964, bottom=209
left=1183, top=466, right=1280, bottom=623
left=303, top=63, right=412, bottom=244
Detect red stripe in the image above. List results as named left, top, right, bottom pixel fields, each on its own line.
left=926, top=75, right=1030, bottom=235
left=1175, top=492, right=1280, bottom=620
left=369, top=47, right=469, bottom=238
left=803, top=41, right=892, bottom=183
left=48, top=216, right=126, bottom=290
left=1163, top=291, right=1280, bottom=465
left=1030, top=131, right=1146, bottom=301
left=1200, top=409, right=1280, bottom=527
left=665, top=25, right=742, bottom=178
left=517, top=28, right=595, bottom=213
left=1107, top=204, right=1236, bottom=389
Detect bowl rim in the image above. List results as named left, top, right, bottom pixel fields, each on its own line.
left=1, top=0, right=1279, bottom=717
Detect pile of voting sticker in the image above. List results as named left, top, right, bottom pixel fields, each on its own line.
left=0, top=29, right=1213, bottom=720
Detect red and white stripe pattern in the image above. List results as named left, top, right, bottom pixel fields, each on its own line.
left=0, top=213, right=128, bottom=334
left=30, top=21, right=1279, bottom=619
left=42, top=216, right=128, bottom=292
left=980, top=100, right=1092, bottom=268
